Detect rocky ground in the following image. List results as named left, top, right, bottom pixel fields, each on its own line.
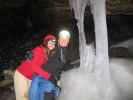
left=0, top=85, right=15, bottom=100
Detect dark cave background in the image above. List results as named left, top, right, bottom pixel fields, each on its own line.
left=0, top=0, right=133, bottom=100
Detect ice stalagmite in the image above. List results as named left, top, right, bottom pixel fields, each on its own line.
left=58, top=0, right=133, bottom=100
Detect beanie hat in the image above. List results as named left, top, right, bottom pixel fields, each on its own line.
left=43, top=34, right=56, bottom=43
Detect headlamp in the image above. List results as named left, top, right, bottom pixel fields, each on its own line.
left=59, top=30, right=71, bottom=39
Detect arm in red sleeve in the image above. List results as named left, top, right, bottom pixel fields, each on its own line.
left=30, top=47, right=51, bottom=80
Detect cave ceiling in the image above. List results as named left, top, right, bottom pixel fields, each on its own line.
left=0, top=0, right=133, bottom=34
left=34, top=0, right=133, bottom=15
left=1, top=0, right=133, bottom=15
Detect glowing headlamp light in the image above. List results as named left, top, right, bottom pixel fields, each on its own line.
left=59, top=30, right=71, bottom=39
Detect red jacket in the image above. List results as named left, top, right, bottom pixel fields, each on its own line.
left=17, top=45, right=50, bottom=80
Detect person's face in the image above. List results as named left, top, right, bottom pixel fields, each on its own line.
left=58, top=37, right=70, bottom=47
left=47, top=39, right=56, bottom=50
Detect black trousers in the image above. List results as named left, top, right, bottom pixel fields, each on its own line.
left=44, top=92, right=55, bottom=100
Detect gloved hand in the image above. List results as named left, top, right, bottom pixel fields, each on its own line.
left=49, top=74, right=57, bottom=84
left=49, top=71, right=61, bottom=84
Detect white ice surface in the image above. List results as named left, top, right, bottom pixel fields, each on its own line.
left=58, top=58, right=133, bottom=100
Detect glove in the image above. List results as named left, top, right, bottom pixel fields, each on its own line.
left=49, top=71, right=61, bottom=84
left=49, top=74, right=57, bottom=84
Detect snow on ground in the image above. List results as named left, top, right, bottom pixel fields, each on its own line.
left=58, top=58, right=133, bottom=100
left=111, top=38, right=133, bottom=52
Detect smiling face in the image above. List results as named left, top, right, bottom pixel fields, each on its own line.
left=58, top=30, right=71, bottom=47
left=43, top=34, right=57, bottom=50
left=58, top=37, right=70, bottom=47
left=47, top=39, right=56, bottom=50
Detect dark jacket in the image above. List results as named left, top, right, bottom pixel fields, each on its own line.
left=42, top=46, right=75, bottom=84
left=43, top=47, right=63, bottom=75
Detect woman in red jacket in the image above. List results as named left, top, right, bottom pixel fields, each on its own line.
left=14, top=34, right=57, bottom=100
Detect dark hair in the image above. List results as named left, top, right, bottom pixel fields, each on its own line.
left=48, top=48, right=57, bottom=57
